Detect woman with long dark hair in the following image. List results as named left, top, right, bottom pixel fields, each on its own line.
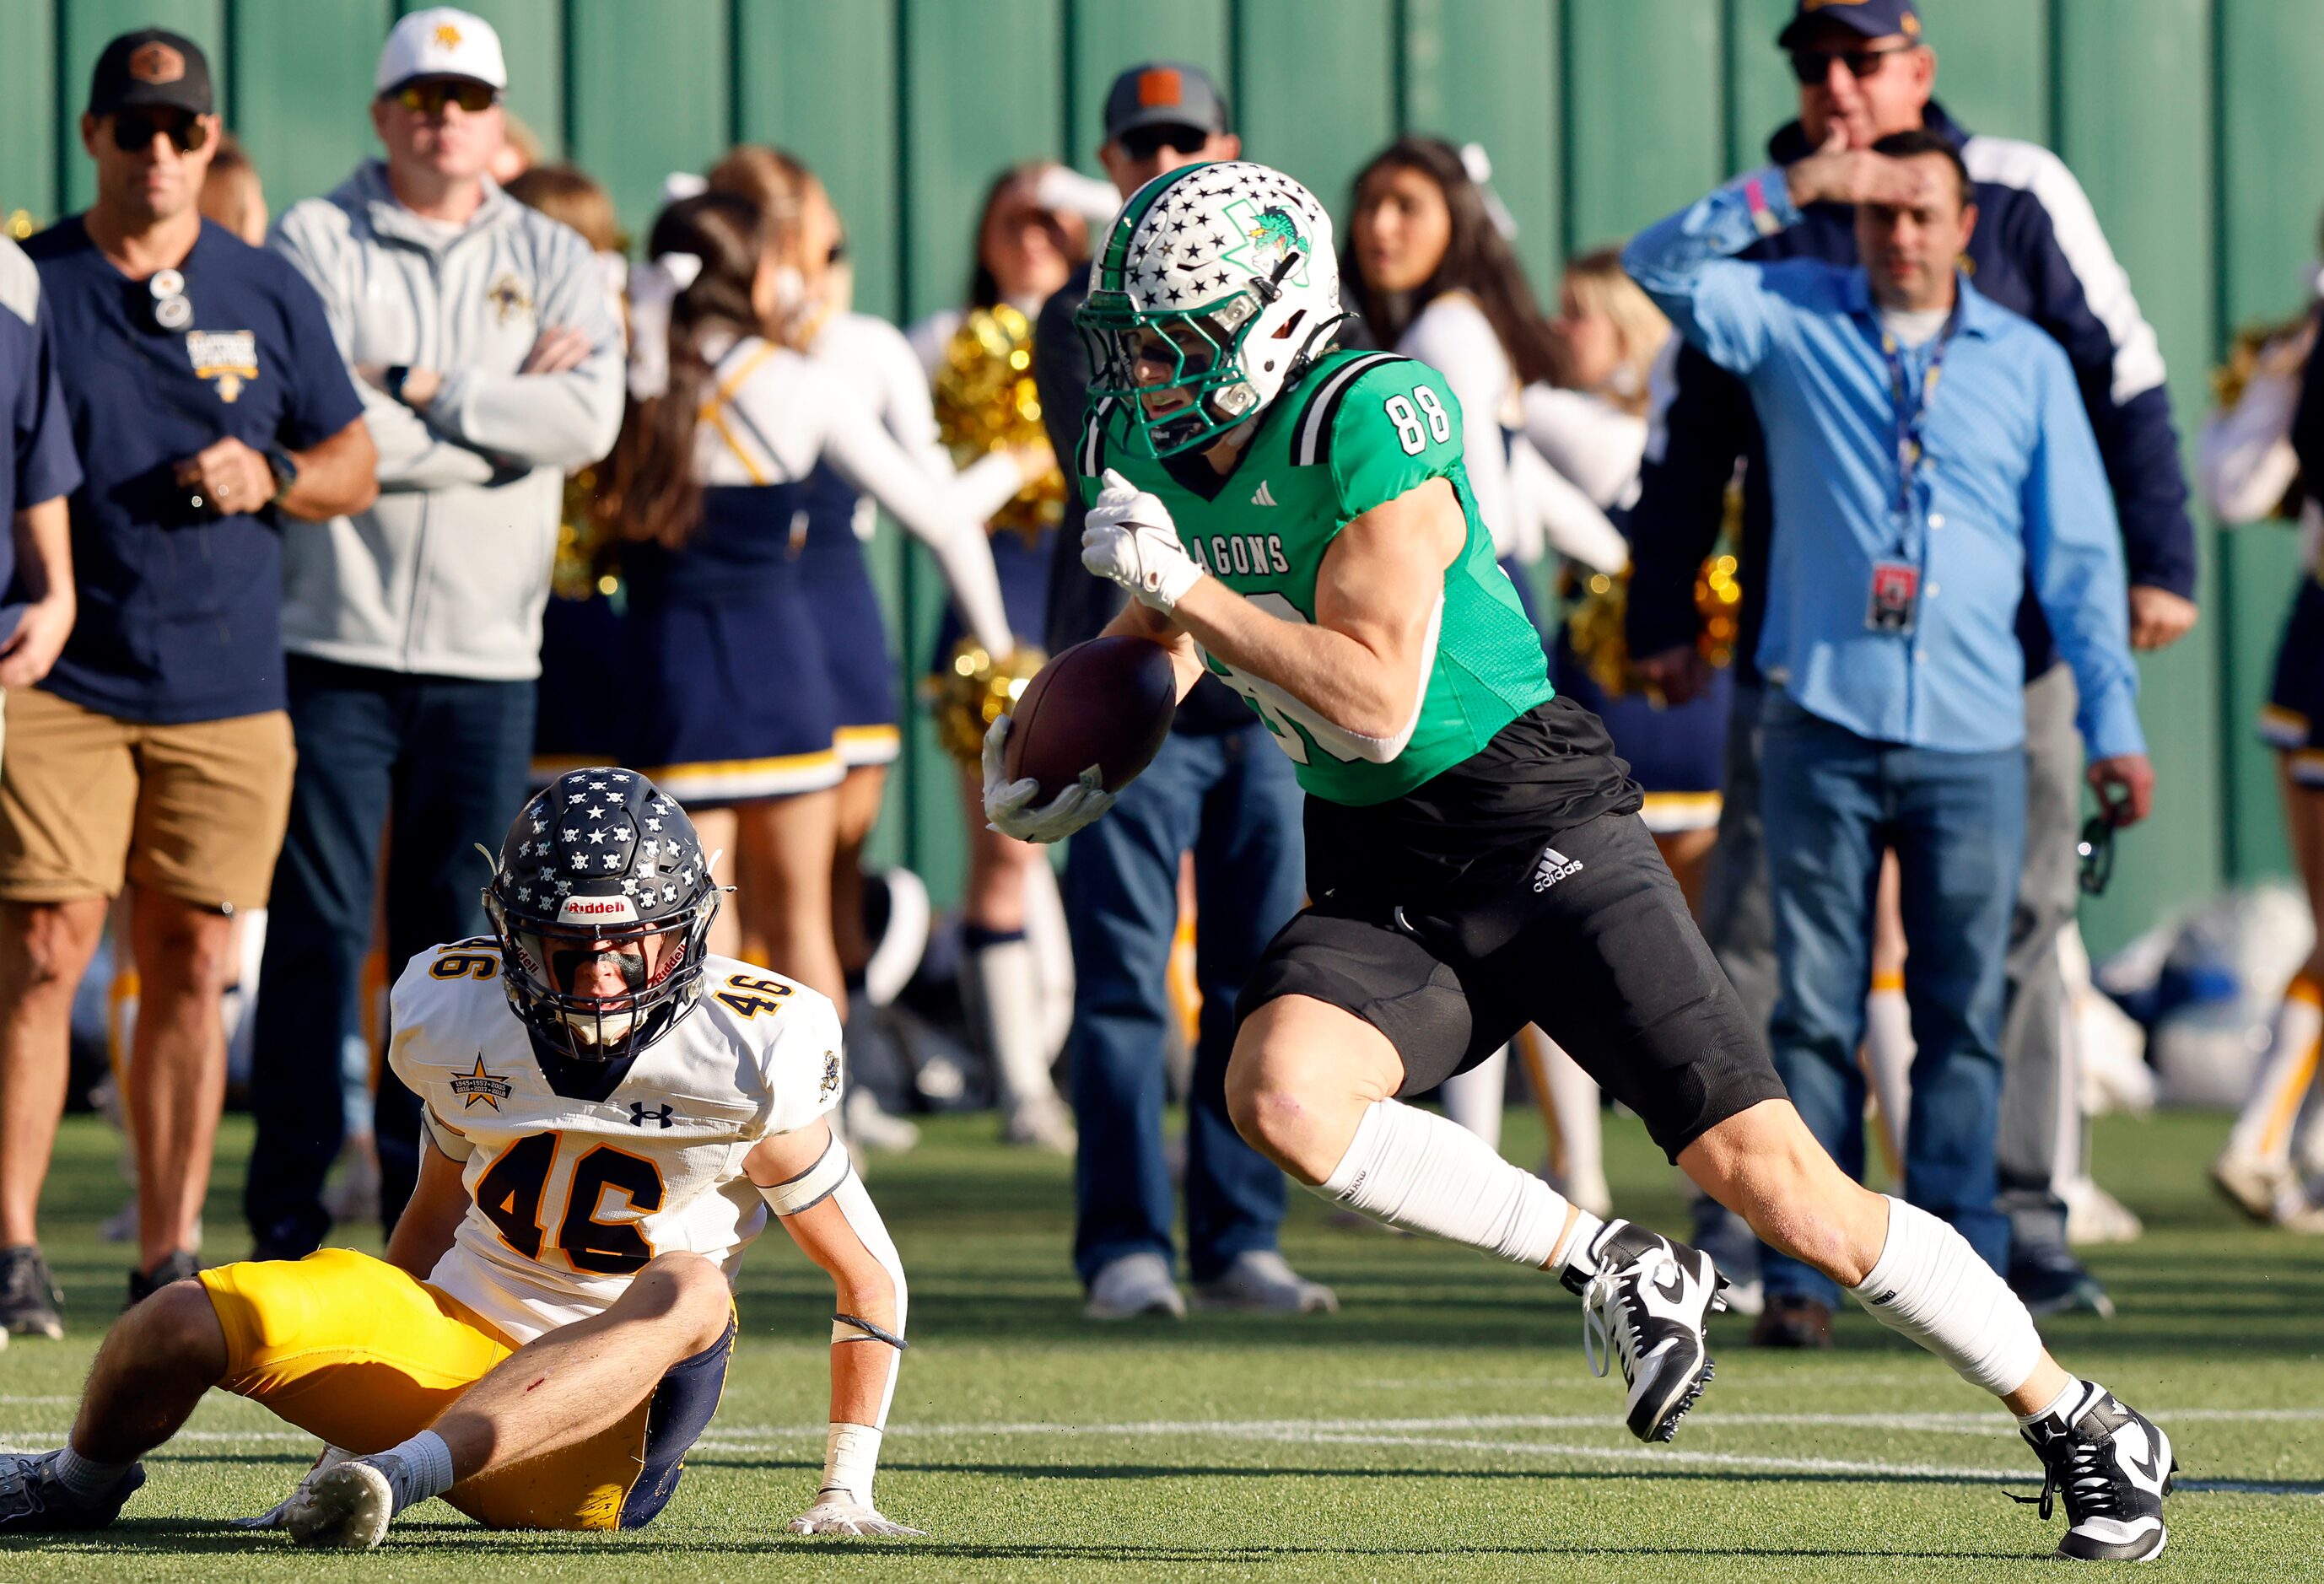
left=607, top=191, right=1033, bottom=1024
left=1344, top=137, right=1627, bottom=606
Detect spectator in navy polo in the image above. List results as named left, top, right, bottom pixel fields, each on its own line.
left=0, top=27, right=376, bottom=1331
left=251, top=7, right=624, bottom=1255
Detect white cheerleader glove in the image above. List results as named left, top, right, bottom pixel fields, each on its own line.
left=980, top=714, right=1114, bottom=844
left=1082, top=468, right=1204, bottom=613
left=787, top=1492, right=925, bottom=1537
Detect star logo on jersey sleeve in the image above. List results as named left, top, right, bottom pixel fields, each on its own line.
left=450, top=1053, right=515, bottom=1110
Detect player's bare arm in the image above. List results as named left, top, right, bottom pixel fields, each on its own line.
left=1163, top=477, right=1462, bottom=751
left=382, top=1133, right=469, bottom=1280
left=745, top=1118, right=922, bottom=1538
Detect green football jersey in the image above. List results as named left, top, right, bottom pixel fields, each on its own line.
left=1080, top=348, right=1554, bottom=806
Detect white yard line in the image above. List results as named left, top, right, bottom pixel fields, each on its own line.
left=6, top=1407, right=2320, bottom=1497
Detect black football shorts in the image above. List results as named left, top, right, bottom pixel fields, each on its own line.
left=1239, top=807, right=1787, bottom=1160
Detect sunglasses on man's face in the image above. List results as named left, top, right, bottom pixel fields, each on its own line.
left=111, top=110, right=208, bottom=154
left=394, top=79, right=499, bottom=116
left=1119, top=124, right=1211, bottom=162
left=1788, top=41, right=1918, bottom=85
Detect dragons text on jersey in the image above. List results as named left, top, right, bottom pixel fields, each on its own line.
left=1081, top=348, right=1553, bottom=805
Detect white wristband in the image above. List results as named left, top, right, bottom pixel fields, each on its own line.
left=822, top=1422, right=882, bottom=1500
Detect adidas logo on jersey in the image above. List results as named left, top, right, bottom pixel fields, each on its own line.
left=1532, top=845, right=1584, bottom=892
left=1252, top=480, right=1277, bottom=507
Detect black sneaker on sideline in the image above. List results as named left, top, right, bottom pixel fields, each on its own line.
left=2016, top=1382, right=2175, bottom=1561
left=126, top=1249, right=202, bottom=1310
left=0, top=1245, right=64, bottom=1339
left=0, top=1450, right=145, bottom=1532
left=1750, top=1294, right=1835, bottom=1349
left=2009, top=1241, right=2116, bottom=1319
left=1563, top=1220, right=1728, bottom=1443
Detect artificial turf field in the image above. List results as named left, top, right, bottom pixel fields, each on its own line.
left=1, top=1106, right=2317, bottom=1580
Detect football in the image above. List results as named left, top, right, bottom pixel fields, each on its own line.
left=1003, top=636, right=1178, bottom=799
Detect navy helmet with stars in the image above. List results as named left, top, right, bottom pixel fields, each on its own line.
left=482, top=766, right=720, bottom=1060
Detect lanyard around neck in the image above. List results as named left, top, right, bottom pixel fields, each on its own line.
left=1878, top=294, right=1964, bottom=541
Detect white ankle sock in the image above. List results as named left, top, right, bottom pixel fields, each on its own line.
left=2014, top=1376, right=2089, bottom=1428
left=375, top=1429, right=455, bottom=1511
left=1320, top=1098, right=1596, bottom=1271
left=51, top=1446, right=132, bottom=1500
left=1848, top=1196, right=2041, bottom=1397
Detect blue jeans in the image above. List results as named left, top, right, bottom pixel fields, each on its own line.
left=1063, top=722, right=1304, bottom=1286
left=1757, top=695, right=2024, bottom=1307
left=244, top=657, right=537, bottom=1254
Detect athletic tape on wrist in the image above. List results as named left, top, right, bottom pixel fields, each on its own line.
left=821, top=1422, right=882, bottom=1501
left=758, top=1133, right=851, bottom=1217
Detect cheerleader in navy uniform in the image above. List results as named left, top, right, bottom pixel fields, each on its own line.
left=607, top=192, right=1033, bottom=1016
left=707, top=149, right=1036, bottom=1075
left=908, top=161, right=1108, bottom=1151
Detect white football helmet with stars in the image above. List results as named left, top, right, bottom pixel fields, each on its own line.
left=1079, top=160, right=1344, bottom=456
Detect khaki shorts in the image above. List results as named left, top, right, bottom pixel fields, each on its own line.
left=0, top=687, right=294, bottom=910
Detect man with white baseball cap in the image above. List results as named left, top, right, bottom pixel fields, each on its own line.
left=254, top=5, right=624, bottom=1255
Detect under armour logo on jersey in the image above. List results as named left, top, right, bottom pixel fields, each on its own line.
left=1251, top=480, right=1277, bottom=507
left=628, top=1102, right=676, bottom=1129
left=1532, top=845, right=1584, bottom=892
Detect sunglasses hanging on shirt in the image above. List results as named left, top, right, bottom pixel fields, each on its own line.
left=148, top=267, right=192, bottom=331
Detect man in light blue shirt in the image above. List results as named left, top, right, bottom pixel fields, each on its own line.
left=1625, top=129, right=2153, bottom=1323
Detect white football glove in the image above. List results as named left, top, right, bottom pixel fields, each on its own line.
left=234, top=1444, right=352, bottom=1529
left=1082, top=467, right=1204, bottom=613
left=980, top=714, right=1114, bottom=843
left=787, top=1491, right=925, bottom=1537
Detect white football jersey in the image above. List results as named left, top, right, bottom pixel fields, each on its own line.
left=388, top=940, right=844, bottom=1344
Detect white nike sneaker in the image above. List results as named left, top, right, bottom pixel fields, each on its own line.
left=1564, top=1220, right=1728, bottom=1443
left=2017, top=1383, right=2175, bottom=1561
left=1191, top=1250, right=1338, bottom=1315
left=1085, top=1252, right=1186, bottom=1320
left=285, top=1455, right=399, bottom=1550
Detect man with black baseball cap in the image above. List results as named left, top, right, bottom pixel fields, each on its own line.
left=1028, top=64, right=1332, bottom=1323
left=1625, top=0, right=2198, bottom=1339
left=2, top=28, right=376, bottom=1336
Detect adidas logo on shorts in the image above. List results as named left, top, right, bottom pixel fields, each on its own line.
left=1532, top=845, right=1584, bottom=892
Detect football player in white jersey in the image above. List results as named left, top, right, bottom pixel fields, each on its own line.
left=0, top=768, right=920, bottom=1549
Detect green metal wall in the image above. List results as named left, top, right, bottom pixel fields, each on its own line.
left=3, top=0, right=2316, bottom=953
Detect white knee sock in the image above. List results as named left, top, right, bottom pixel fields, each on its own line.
left=2227, top=977, right=2323, bottom=1164
left=1848, top=1196, right=2041, bottom=1397
left=960, top=936, right=1059, bottom=1115
left=1321, top=1098, right=1599, bottom=1270
left=1862, top=972, right=1914, bottom=1172
left=1440, top=1048, right=1508, bottom=1152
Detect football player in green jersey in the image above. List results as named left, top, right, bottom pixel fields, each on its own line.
left=984, top=161, right=2170, bottom=1558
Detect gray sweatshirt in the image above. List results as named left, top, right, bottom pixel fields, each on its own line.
left=269, top=162, right=624, bottom=681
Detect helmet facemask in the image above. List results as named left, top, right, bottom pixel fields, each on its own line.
left=486, top=891, right=717, bottom=1062
left=1082, top=286, right=1270, bottom=457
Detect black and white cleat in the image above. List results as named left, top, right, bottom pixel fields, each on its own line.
left=1565, top=1219, right=1729, bottom=1443
left=2017, top=1384, right=2176, bottom=1561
